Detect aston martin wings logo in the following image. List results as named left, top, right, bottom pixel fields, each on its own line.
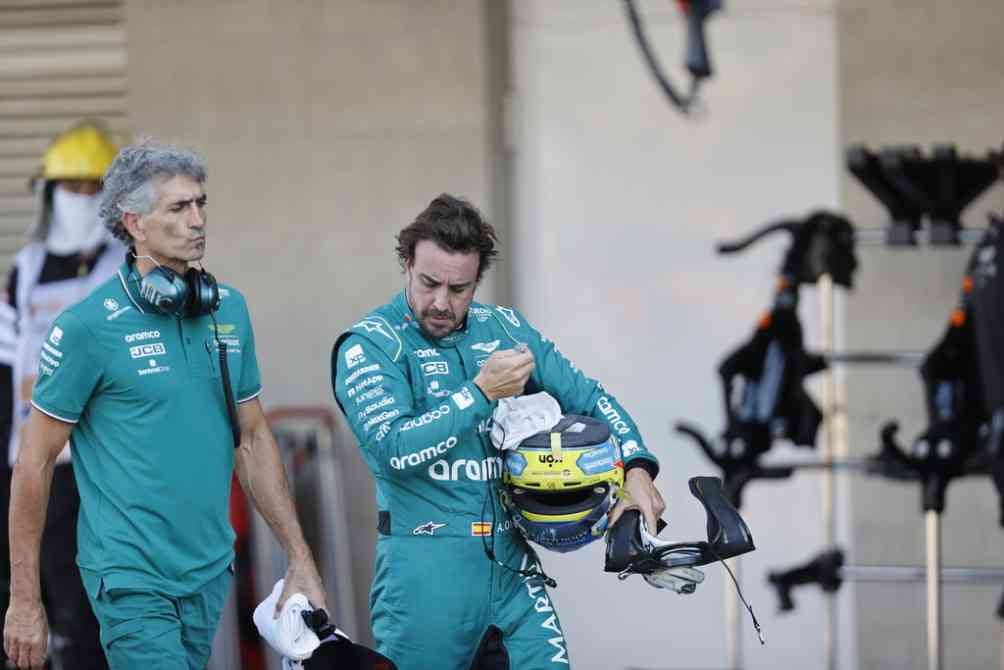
left=471, top=340, right=500, bottom=354
left=413, top=521, right=447, bottom=536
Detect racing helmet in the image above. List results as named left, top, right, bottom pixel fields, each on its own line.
left=502, top=414, right=624, bottom=553
left=39, top=121, right=118, bottom=181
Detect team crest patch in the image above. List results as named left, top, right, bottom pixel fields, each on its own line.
left=103, top=298, right=119, bottom=311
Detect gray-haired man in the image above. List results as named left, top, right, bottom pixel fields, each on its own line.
left=3, top=142, right=326, bottom=669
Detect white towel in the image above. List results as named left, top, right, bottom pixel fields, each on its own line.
left=490, top=392, right=562, bottom=451
left=252, top=579, right=321, bottom=661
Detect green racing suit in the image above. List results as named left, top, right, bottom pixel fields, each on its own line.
left=331, top=291, right=659, bottom=670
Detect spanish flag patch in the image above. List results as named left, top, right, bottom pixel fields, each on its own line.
left=471, top=522, right=492, bottom=537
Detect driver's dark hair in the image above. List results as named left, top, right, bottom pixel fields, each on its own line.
left=396, top=194, right=498, bottom=282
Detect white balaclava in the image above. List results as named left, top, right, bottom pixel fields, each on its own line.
left=46, top=184, right=107, bottom=255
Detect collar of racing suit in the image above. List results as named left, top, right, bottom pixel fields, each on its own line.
left=393, top=290, right=473, bottom=348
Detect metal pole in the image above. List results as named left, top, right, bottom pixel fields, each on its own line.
left=824, top=351, right=926, bottom=365
left=853, top=227, right=987, bottom=246
left=725, top=556, right=742, bottom=669
left=819, top=274, right=837, bottom=670
left=764, top=458, right=878, bottom=471
left=927, top=511, right=943, bottom=670
left=839, top=565, right=1004, bottom=583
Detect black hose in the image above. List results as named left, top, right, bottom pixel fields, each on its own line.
left=623, top=0, right=696, bottom=113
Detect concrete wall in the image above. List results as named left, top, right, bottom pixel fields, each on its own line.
left=837, top=1, right=1004, bottom=668
left=510, top=2, right=846, bottom=668
left=119, top=0, right=1004, bottom=667
left=124, top=0, right=502, bottom=645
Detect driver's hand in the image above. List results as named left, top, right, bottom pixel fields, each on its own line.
left=473, top=348, right=535, bottom=402
left=609, top=467, right=665, bottom=533
left=644, top=567, right=705, bottom=594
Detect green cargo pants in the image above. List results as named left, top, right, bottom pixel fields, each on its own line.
left=81, top=566, right=233, bottom=670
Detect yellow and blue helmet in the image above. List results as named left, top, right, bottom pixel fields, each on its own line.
left=503, top=414, right=624, bottom=553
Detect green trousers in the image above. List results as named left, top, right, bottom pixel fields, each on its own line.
left=371, top=533, right=571, bottom=669
left=81, top=566, right=233, bottom=670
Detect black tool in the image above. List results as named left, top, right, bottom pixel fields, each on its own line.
left=605, top=477, right=755, bottom=574
left=846, top=144, right=999, bottom=246
left=623, top=0, right=723, bottom=115
left=299, top=609, right=398, bottom=670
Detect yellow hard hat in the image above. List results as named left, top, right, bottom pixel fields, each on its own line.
left=40, top=122, right=118, bottom=181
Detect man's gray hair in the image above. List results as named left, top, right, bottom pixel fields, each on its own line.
left=99, top=141, right=207, bottom=244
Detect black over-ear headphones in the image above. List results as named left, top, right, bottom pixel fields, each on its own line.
left=138, top=264, right=220, bottom=317
left=129, top=255, right=240, bottom=448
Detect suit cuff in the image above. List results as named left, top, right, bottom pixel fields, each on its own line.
left=624, top=457, right=659, bottom=481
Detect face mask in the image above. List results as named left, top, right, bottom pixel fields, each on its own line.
left=47, top=185, right=106, bottom=255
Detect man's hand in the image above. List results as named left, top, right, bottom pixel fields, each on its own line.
left=5, top=409, right=71, bottom=669
left=609, top=467, right=666, bottom=533
left=4, top=598, right=48, bottom=669
left=473, top=348, right=535, bottom=402
left=275, top=554, right=328, bottom=619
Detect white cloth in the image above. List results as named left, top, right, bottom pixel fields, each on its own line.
left=252, top=579, right=321, bottom=661
left=638, top=520, right=705, bottom=594
left=489, top=391, right=562, bottom=450
left=47, top=186, right=107, bottom=254
left=643, top=566, right=705, bottom=593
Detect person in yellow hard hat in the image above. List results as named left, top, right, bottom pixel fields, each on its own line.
left=0, top=121, right=123, bottom=670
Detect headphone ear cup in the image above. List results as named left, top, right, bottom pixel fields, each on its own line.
left=185, top=267, right=220, bottom=316
left=140, top=266, right=188, bottom=316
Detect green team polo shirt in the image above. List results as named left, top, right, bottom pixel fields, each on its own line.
left=31, top=262, right=262, bottom=596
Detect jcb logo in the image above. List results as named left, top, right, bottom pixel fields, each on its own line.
left=537, top=454, right=561, bottom=464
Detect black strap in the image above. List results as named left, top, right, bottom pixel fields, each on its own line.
left=377, top=511, right=391, bottom=536
left=217, top=341, right=240, bottom=448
